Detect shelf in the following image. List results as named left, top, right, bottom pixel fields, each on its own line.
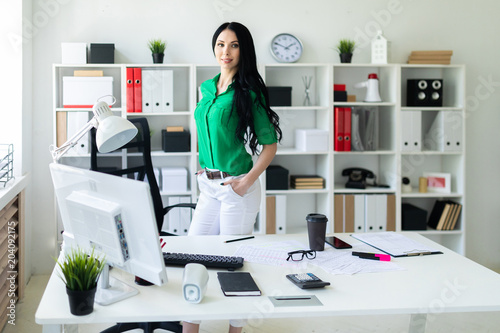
left=126, top=111, right=191, bottom=116
left=56, top=108, right=123, bottom=112
left=276, top=148, right=329, bottom=155
left=271, top=106, right=330, bottom=111
left=401, top=192, right=463, bottom=198
left=334, top=102, right=396, bottom=107
left=334, top=184, right=396, bottom=194
left=267, top=189, right=329, bottom=195
left=334, top=150, right=396, bottom=155
left=401, top=106, right=463, bottom=111
left=52, top=63, right=465, bottom=254
left=401, top=150, right=463, bottom=156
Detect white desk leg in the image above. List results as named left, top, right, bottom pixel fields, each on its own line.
left=63, top=324, right=79, bottom=333
left=42, top=324, right=62, bottom=333
left=409, top=313, right=427, bottom=333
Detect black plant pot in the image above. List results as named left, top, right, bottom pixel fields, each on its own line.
left=152, top=53, right=164, bottom=64
left=340, top=53, right=353, bottom=63
left=66, top=286, right=97, bottom=316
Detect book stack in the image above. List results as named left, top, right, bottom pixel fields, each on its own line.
left=407, top=50, right=453, bottom=64
left=427, top=200, right=462, bottom=231
left=290, top=175, right=325, bottom=189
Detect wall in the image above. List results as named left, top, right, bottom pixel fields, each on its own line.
left=1, top=0, right=34, bottom=281
left=30, top=0, right=500, bottom=274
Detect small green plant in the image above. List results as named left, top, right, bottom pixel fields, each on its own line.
left=335, top=39, right=356, bottom=54
left=148, top=38, right=167, bottom=54
left=55, top=247, right=106, bottom=291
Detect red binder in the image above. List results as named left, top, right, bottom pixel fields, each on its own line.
left=334, top=107, right=344, bottom=151
left=343, top=107, right=352, bottom=151
left=133, top=67, right=142, bottom=113
left=126, top=68, right=135, bottom=113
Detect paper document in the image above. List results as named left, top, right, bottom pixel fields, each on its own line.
left=351, top=232, right=442, bottom=257
left=233, top=240, right=404, bottom=275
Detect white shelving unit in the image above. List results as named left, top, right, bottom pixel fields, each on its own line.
left=52, top=63, right=466, bottom=253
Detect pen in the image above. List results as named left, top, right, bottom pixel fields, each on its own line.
left=224, top=236, right=255, bottom=243
left=274, top=297, right=312, bottom=301
left=352, top=251, right=391, bottom=261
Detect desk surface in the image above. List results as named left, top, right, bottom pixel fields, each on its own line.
left=36, top=233, right=500, bottom=326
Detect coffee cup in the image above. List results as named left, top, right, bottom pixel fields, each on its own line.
left=306, top=213, right=328, bottom=251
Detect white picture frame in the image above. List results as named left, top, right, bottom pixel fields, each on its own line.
left=423, top=172, right=451, bottom=193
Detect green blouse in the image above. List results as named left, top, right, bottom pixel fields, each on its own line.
left=194, top=74, right=277, bottom=176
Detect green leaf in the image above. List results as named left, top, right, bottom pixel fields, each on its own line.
left=54, top=247, right=106, bottom=291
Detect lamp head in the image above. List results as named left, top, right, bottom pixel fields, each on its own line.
left=93, top=101, right=138, bottom=153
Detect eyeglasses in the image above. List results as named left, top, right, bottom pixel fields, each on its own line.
left=286, top=250, right=316, bottom=262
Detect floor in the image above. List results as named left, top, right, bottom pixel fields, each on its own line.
left=3, top=275, right=500, bottom=333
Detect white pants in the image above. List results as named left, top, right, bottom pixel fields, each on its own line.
left=186, top=172, right=259, bottom=328
left=188, top=172, right=261, bottom=236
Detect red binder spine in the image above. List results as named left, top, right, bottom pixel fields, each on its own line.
left=126, top=67, right=135, bottom=113
left=133, top=67, right=142, bottom=113
left=343, top=107, right=352, bottom=151
left=334, top=107, right=344, bottom=151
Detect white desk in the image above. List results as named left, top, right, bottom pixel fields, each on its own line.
left=36, top=233, right=500, bottom=333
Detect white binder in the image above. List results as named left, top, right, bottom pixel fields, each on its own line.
left=364, top=195, right=377, bottom=232
left=353, top=195, right=365, bottom=232
left=424, top=111, right=462, bottom=152
left=401, top=110, right=421, bottom=151
left=66, top=111, right=90, bottom=155
left=161, top=70, right=174, bottom=113
left=275, top=195, right=287, bottom=234
left=375, top=194, right=387, bottom=232
left=141, top=69, right=157, bottom=113
left=165, top=196, right=191, bottom=235
left=165, top=196, right=180, bottom=235
left=178, top=196, right=192, bottom=235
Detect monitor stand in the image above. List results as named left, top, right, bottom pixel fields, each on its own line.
left=95, top=265, right=139, bottom=306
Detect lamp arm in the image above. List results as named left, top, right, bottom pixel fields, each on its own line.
left=50, top=117, right=98, bottom=163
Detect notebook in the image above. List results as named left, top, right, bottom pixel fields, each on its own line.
left=217, top=272, right=261, bottom=296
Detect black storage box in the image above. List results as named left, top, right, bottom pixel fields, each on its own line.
left=266, top=165, right=289, bottom=190
left=402, top=203, right=428, bottom=230
left=267, top=87, right=292, bottom=106
left=89, top=43, right=115, bottom=64
left=334, top=90, right=347, bottom=102
left=162, top=130, right=190, bottom=152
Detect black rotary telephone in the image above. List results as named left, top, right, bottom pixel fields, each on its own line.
left=342, top=168, right=389, bottom=189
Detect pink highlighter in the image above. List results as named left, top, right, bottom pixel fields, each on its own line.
left=352, top=251, right=391, bottom=261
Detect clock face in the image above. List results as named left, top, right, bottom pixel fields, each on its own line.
left=270, top=33, right=303, bottom=63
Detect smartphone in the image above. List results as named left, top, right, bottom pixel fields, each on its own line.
left=325, top=236, right=352, bottom=249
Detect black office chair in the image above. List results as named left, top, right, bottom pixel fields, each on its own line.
left=90, top=117, right=195, bottom=333
left=90, top=117, right=196, bottom=236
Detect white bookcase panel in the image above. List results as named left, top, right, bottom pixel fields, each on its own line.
left=53, top=63, right=466, bottom=254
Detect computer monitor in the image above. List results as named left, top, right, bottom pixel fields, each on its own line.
left=50, top=163, right=167, bottom=305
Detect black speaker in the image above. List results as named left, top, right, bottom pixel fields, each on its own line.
left=407, top=79, right=443, bottom=106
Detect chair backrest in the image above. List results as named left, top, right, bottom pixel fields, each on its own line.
left=90, top=117, right=165, bottom=233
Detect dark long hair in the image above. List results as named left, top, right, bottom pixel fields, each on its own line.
left=212, top=22, right=282, bottom=155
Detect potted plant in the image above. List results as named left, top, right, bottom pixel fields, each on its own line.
left=55, top=247, right=106, bottom=316
left=335, top=39, right=356, bottom=63
left=148, top=38, right=166, bottom=64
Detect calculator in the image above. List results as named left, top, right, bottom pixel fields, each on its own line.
left=286, top=273, right=330, bottom=289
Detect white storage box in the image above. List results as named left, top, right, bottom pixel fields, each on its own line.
left=295, top=129, right=329, bottom=152
left=61, top=43, right=87, bottom=64
left=63, top=77, right=113, bottom=108
left=161, top=167, right=188, bottom=193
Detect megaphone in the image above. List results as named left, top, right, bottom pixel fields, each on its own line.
left=354, top=73, right=382, bottom=102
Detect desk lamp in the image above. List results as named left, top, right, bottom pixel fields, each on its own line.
left=50, top=96, right=138, bottom=162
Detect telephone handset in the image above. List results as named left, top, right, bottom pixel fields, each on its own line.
left=342, top=168, right=374, bottom=189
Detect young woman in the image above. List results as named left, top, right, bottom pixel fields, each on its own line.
left=184, top=22, right=282, bottom=333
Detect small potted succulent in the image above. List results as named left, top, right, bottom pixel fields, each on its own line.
left=335, top=39, right=356, bottom=63
left=148, top=38, right=167, bottom=64
left=55, top=247, right=106, bottom=316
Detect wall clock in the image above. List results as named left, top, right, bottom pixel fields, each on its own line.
left=270, top=33, right=303, bottom=63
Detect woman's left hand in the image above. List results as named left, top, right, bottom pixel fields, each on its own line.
left=222, top=177, right=251, bottom=197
